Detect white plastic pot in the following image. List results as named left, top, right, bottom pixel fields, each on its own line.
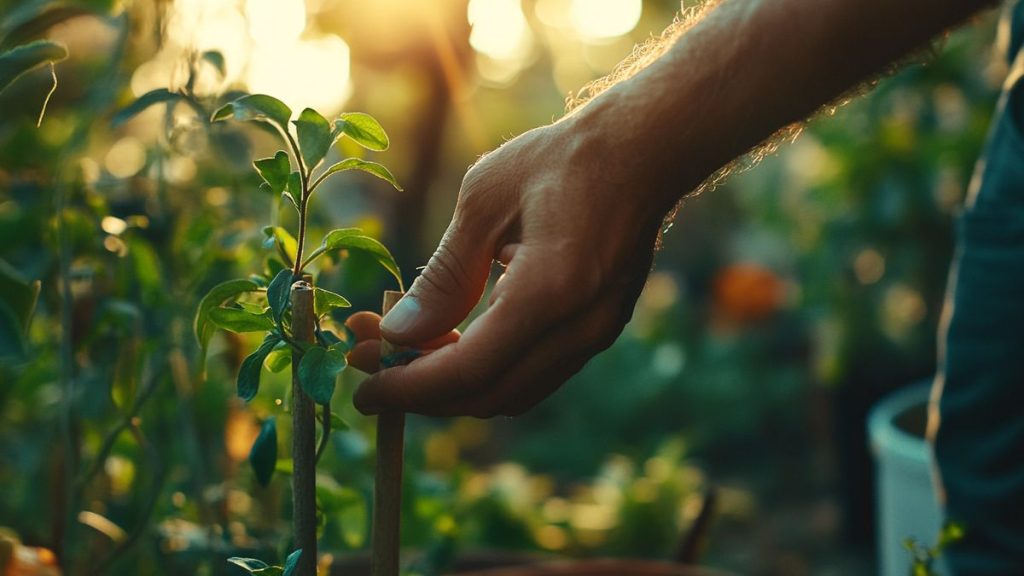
left=868, top=382, right=944, bottom=576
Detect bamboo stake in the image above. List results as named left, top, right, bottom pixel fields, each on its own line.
left=372, top=290, right=406, bottom=576
left=290, top=279, right=317, bottom=576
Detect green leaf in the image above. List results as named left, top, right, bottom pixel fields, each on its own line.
left=262, top=226, right=298, bottom=263
left=227, top=557, right=271, bottom=572
left=316, top=480, right=362, bottom=509
left=0, top=40, right=67, bottom=95
left=264, top=345, right=292, bottom=373
left=265, top=257, right=286, bottom=279
left=0, top=6, right=92, bottom=51
left=306, top=228, right=402, bottom=288
left=194, top=278, right=261, bottom=343
left=939, top=521, right=965, bottom=548
left=274, top=459, right=293, bottom=475
left=211, top=94, right=292, bottom=134
left=254, top=151, right=291, bottom=194
left=282, top=549, right=302, bottom=576
left=128, top=238, right=163, bottom=305
left=313, top=287, right=351, bottom=316
left=332, top=112, right=389, bottom=151
left=319, top=329, right=347, bottom=352
left=315, top=158, right=402, bottom=191
left=316, top=482, right=366, bottom=547
left=237, top=301, right=267, bottom=315
left=298, top=345, right=347, bottom=405
left=208, top=307, right=275, bottom=333
left=249, top=417, right=277, bottom=487
left=194, top=279, right=261, bottom=369
left=200, top=50, right=226, bottom=77
left=112, top=88, right=183, bottom=127
left=294, top=108, right=331, bottom=170
left=286, top=171, right=302, bottom=197
left=338, top=498, right=367, bottom=548
left=0, top=299, right=25, bottom=360
left=330, top=412, right=350, bottom=430
left=238, top=333, right=281, bottom=402
left=0, top=259, right=40, bottom=331
left=225, top=557, right=286, bottom=575
left=266, top=268, right=293, bottom=323
left=281, top=191, right=298, bottom=212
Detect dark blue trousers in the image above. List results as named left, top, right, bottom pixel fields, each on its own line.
left=932, top=37, right=1024, bottom=575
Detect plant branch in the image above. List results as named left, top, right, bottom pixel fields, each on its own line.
left=87, top=423, right=166, bottom=576
left=293, top=197, right=309, bottom=278
left=54, top=18, right=132, bottom=570
left=314, top=404, right=330, bottom=465
left=74, top=369, right=162, bottom=494
left=307, top=171, right=329, bottom=195
left=282, top=128, right=310, bottom=278
left=283, top=129, right=308, bottom=183
left=299, top=246, right=324, bottom=273
left=37, top=61, right=58, bottom=127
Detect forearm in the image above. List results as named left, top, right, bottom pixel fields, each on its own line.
left=568, top=0, right=998, bottom=212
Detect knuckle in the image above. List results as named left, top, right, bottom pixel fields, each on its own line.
left=531, top=264, right=580, bottom=305
left=533, top=249, right=605, bottom=308
left=458, top=164, right=496, bottom=216
left=417, top=239, right=471, bottom=299
left=546, top=266, right=578, bottom=297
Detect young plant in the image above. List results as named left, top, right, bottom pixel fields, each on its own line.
left=903, top=521, right=964, bottom=576
left=194, top=93, right=403, bottom=576
left=229, top=549, right=303, bottom=576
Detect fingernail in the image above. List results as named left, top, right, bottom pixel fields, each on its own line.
left=380, top=295, right=420, bottom=335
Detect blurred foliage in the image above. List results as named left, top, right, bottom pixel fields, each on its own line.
left=903, top=521, right=964, bottom=576
left=0, top=0, right=1003, bottom=574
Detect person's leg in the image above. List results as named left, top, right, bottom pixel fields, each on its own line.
left=931, top=51, right=1024, bottom=575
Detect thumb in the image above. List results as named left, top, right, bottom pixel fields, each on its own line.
left=380, top=218, right=493, bottom=346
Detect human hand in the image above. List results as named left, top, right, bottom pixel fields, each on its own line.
left=352, top=113, right=675, bottom=417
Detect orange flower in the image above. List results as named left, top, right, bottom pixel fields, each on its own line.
left=1, top=532, right=60, bottom=576
left=712, top=263, right=787, bottom=326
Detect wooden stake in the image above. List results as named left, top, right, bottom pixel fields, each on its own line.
left=290, top=280, right=317, bottom=576
left=372, top=290, right=406, bottom=576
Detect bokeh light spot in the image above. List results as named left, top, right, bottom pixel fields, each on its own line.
left=570, top=0, right=642, bottom=42
left=105, top=137, right=147, bottom=178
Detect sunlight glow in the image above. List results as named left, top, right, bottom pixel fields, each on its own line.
left=105, top=137, right=147, bottom=178
left=569, top=0, right=642, bottom=41
left=247, top=35, right=353, bottom=116
left=132, top=0, right=353, bottom=118
left=468, top=0, right=533, bottom=61
left=246, top=0, right=306, bottom=41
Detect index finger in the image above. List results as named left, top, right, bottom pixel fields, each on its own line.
left=353, top=248, right=575, bottom=415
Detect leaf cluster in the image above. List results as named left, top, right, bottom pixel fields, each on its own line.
left=192, top=94, right=402, bottom=489
left=211, top=95, right=401, bottom=209
left=228, top=549, right=302, bottom=576
left=903, top=521, right=965, bottom=576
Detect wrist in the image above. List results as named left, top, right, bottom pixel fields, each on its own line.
left=559, top=83, right=700, bottom=220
